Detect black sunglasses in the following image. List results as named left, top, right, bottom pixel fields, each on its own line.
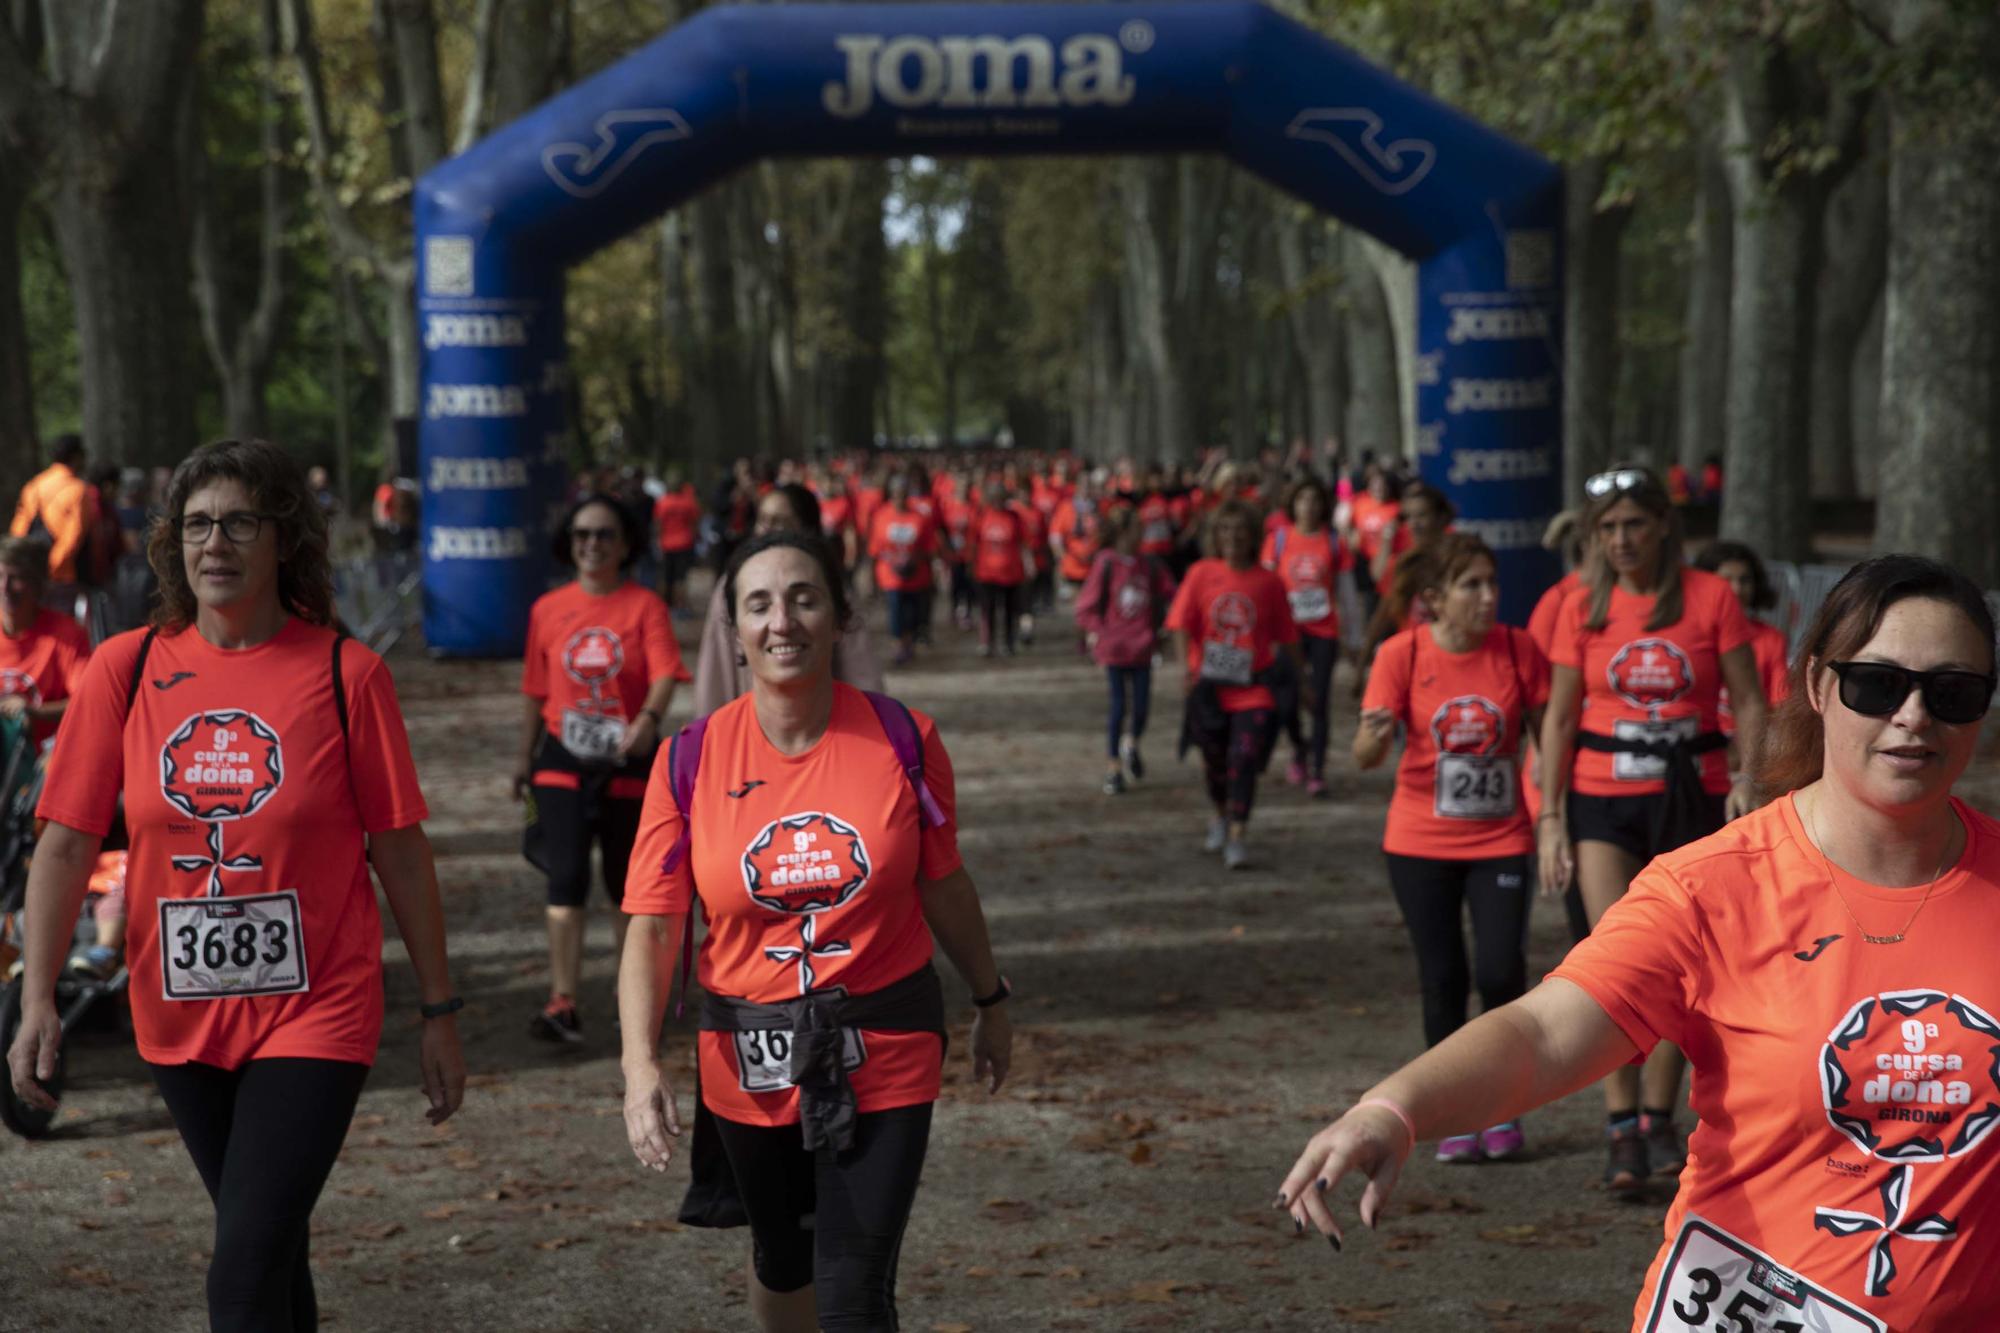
left=1828, top=661, right=1996, bottom=726
left=570, top=525, right=621, bottom=544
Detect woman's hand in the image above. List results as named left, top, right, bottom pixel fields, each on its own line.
left=1536, top=820, right=1573, bottom=898
left=511, top=756, right=533, bottom=802
left=6, top=998, right=62, bottom=1112
left=622, top=1057, right=682, bottom=1171
left=0, top=694, right=26, bottom=720
left=617, top=712, right=659, bottom=763
left=971, top=1005, right=1012, bottom=1094
left=1276, top=1104, right=1413, bottom=1246
left=418, top=1014, right=467, bottom=1126
left=1725, top=774, right=1761, bottom=821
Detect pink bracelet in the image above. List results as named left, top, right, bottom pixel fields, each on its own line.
left=1354, top=1097, right=1418, bottom=1146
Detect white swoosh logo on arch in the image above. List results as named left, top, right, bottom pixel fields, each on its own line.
left=542, top=109, right=692, bottom=200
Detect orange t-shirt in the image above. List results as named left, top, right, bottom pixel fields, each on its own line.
left=820, top=493, right=854, bottom=540
left=37, top=620, right=429, bottom=1068
left=1136, top=495, right=1176, bottom=557
left=1350, top=495, right=1399, bottom=562
left=1523, top=571, right=1583, bottom=823
left=868, top=505, right=937, bottom=593
left=970, top=506, right=1027, bottom=587
left=1720, top=619, right=1790, bottom=737
left=1550, top=796, right=2000, bottom=1332
left=652, top=488, right=700, bottom=553
left=1260, top=526, right=1352, bottom=642
left=1365, top=624, right=1550, bottom=859
left=1550, top=568, right=1752, bottom=797
left=0, top=607, right=91, bottom=745
left=522, top=581, right=688, bottom=749
left=1165, top=559, right=1298, bottom=713
left=623, top=684, right=962, bottom=1126
left=1051, top=499, right=1100, bottom=582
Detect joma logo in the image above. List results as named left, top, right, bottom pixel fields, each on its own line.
left=822, top=32, right=1139, bottom=119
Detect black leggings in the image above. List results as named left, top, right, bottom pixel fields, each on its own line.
left=1281, top=635, right=1340, bottom=774
left=1383, top=853, right=1532, bottom=1048
left=150, top=1057, right=370, bottom=1333
left=1195, top=707, right=1276, bottom=822
left=1106, top=665, right=1152, bottom=757
left=978, top=581, right=1019, bottom=651
left=714, top=1102, right=934, bottom=1332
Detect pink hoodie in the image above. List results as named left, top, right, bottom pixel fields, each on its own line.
left=1074, top=550, right=1176, bottom=668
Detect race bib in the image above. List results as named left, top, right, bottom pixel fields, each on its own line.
left=1642, top=1216, right=1883, bottom=1333
left=1612, top=715, right=1699, bottom=782
left=1287, top=586, right=1332, bottom=624
left=732, top=1026, right=867, bottom=1094
left=1435, top=753, right=1515, bottom=820
left=1199, top=640, right=1253, bottom=686
left=1142, top=520, right=1172, bottom=545
left=159, top=892, right=308, bottom=1001
left=561, top=708, right=625, bottom=763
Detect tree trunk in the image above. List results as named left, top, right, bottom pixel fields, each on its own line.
left=0, top=151, right=35, bottom=483
left=1353, top=234, right=1416, bottom=462
left=1563, top=156, right=1633, bottom=497
left=826, top=161, right=888, bottom=453
left=1119, top=162, right=1185, bottom=464
left=1874, top=2, right=2000, bottom=580
left=1676, top=148, right=1731, bottom=475
left=1274, top=216, right=1347, bottom=453
left=1341, top=230, right=1402, bottom=464
left=488, top=0, right=570, bottom=128
left=1809, top=132, right=1887, bottom=501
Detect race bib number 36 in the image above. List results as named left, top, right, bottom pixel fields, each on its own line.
left=1643, top=1217, right=1883, bottom=1333
left=732, top=1026, right=866, bottom=1094
left=159, top=891, right=309, bottom=1001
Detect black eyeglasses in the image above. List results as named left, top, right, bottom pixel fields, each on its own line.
left=1829, top=661, right=1996, bottom=726
left=1583, top=468, right=1655, bottom=500
left=179, top=512, right=274, bottom=545
left=570, top=526, right=620, bottom=544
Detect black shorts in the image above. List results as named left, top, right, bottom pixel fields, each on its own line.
left=659, top=548, right=695, bottom=588
left=1566, top=789, right=1726, bottom=864
left=526, top=734, right=651, bottom=908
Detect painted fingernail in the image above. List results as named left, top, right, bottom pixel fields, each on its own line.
left=1328, top=1233, right=1342, bottom=1253
left=1315, top=1178, right=1330, bottom=1192
left=1272, top=1193, right=1288, bottom=1209
left=1293, top=1218, right=1304, bottom=1236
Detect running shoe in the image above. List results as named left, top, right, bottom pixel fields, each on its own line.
left=1435, top=1134, right=1481, bottom=1164
left=1285, top=758, right=1307, bottom=787
left=530, top=997, right=584, bottom=1045
left=1478, top=1121, right=1526, bottom=1161
left=1121, top=737, right=1145, bottom=781
left=1223, top=839, right=1249, bottom=870
left=1604, top=1125, right=1649, bottom=1196
left=1642, top=1114, right=1687, bottom=1176
left=66, top=945, right=121, bottom=981
left=1203, top=817, right=1228, bottom=854
left=1103, top=772, right=1125, bottom=796
left=1306, top=775, right=1328, bottom=799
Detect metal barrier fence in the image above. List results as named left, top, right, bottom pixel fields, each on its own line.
left=334, top=551, right=422, bottom=653
left=1768, top=558, right=2000, bottom=659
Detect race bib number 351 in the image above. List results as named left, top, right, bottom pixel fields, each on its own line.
left=159, top=891, right=309, bottom=1001
left=1643, top=1216, right=1883, bottom=1333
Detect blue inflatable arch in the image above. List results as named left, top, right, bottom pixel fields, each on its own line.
left=415, top=1, right=1562, bottom=656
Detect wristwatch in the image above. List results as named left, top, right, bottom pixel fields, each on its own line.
left=419, top=996, right=465, bottom=1020
left=972, top=976, right=1012, bottom=1009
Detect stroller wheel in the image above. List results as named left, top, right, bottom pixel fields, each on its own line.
left=0, top=977, right=63, bottom=1138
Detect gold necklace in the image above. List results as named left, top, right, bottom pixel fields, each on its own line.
left=1805, top=791, right=1954, bottom=945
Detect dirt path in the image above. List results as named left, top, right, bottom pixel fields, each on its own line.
left=7, top=587, right=1696, bottom=1332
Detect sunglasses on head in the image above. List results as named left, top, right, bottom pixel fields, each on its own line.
left=1828, top=660, right=1996, bottom=726
left=1584, top=468, right=1656, bottom=500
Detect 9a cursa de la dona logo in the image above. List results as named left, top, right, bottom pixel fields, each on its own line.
left=160, top=711, right=283, bottom=822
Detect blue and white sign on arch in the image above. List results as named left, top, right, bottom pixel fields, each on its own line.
left=415, top=1, right=1563, bottom=656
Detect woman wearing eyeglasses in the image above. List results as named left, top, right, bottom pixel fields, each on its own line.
left=1280, top=554, right=2000, bottom=1332
left=8, top=439, right=464, bottom=1330
left=1535, top=468, right=1767, bottom=1195
left=515, top=493, right=689, bottom=1045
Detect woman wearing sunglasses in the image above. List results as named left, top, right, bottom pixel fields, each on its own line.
left=1280, top=554, right=2000, bottom=1330
left=515, top=493, right=689, bottom=1045
left=1537, top=467, right=1768, bottom=1195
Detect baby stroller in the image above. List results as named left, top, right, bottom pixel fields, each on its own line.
left=0, top=716, right=129, bottom=1138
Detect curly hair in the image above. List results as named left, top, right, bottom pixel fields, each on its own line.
left=148, top=440, right=335, bottom=632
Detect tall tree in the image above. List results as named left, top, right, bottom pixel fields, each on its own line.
left=0, top=0, right=206, bottom=466
left=0, top=0, right=39, bottom=485
left=1564, top=155, right=1635, bottom=490
left=1675, top=147, right=1732, bottom=476
left=1808, top=129, right=1887, bottom=500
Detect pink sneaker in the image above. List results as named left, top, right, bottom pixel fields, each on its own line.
left=1306, top=776, right=1328, bottom=799
left=1285, top=759, right=1307, bottom=787
left=1434, top=1134, right=1481, bottom=1164
left=1478, top=1121, right=1525, bottom=1161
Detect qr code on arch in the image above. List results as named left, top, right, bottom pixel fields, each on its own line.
left=1505, top=230, right=1554, bottom=291
left=425, top=237, right=475, bottom=297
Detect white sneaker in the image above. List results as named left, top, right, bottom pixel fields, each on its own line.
left=1203, top=817, right=1228, bottom=853
left=1223, top=839, right=1249, bottom=870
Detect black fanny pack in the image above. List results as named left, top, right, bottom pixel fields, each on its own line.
left=1577, top=728, right=1729, bottom=853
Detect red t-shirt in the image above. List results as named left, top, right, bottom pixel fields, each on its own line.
left=522, top=582, right=688, bottom=752
left=623, top=684, right=961, bottom=1126
left=1720, top=619, right=1790, bottom=737
left=970, top=507, right=1027, bottom=587
left=1551, top=796, right=2000, bottom=1332
left=0, top=607, right=91, bottom=745
left=1009, top=501, right=1046, bottom=574
left=868, top=505, right=937, bottom=593
left=652, top=488, right=700, bottom=553
left=1165, top=559, right=1298, bottom=713
left=820, top=493, right=854, bottom=540
left=1364, top=625, right=1549, bottom=859
left=1260, top=526, right=1352, bottom=641
left=1527, top=571, right=1583, bottom=657
left=38, top=620, right=429, bottom=1068
left=1350, top=495, right=1399, bottom=561
left=1136, top=495, right=1176, bottom=558
left=1051, top=499, right=1100, bottom=582
left=1550, top=568, right=1752, bottom=797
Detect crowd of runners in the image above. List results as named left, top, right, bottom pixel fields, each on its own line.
left=8, top=432, right=2000, bottom=1332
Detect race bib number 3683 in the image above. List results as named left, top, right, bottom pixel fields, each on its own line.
left=159, top=892, right=309, bottom=1001
left=1642, top=1217, right=1883, bottom=1333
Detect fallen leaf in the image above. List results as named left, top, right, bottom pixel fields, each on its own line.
left=353, top=1222, right=405, bottom=1241
left=533, top=1235, right=584, bottom=1251
left=1333, top=1304, right=1399, bottom=1324
left=1127, top=1142, right=1153, bottom=1165
left=421, top=1204, right=463, bottom=1222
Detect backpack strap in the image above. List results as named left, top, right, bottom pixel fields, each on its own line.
left=1273, top=525, right=1287, bottom=562
left=331, top=631, right=351, bottom=744
left=121, top=626, right=159, bottom=726
left=863, top=690, right=945, bottom=830
left=663, top=713, right=712, bottom=1018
